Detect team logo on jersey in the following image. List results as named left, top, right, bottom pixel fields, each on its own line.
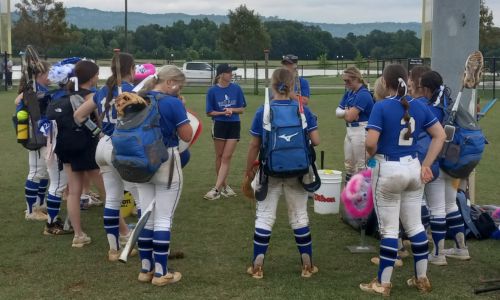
left=219, top=94, right=236, bottom=108
left=278, top=132, right=298, bottom=142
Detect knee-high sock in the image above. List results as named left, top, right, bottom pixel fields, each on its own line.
left=378, top=238, right=398, bottom=284
left=421, top=205, right=430, bottom=231
left=103, top=208, right=120, bottom=250
left=138, top=228, right=154, bottom=273
left=153, top=231, right=170, bottom=277
left=46, top=193, right=62, bottom=224
left=294, top=226, right=312, bottom=259
left=253, top=228, right=271, bottom=262
left=25, top=180, right=39, bottom=214
left=409, top=231, right=429, bottom=278
left=37, top=179, right=49, bottom=207
left=430, top=217, right=446, bottom=255
left=446, top=210, right=466, bottom=248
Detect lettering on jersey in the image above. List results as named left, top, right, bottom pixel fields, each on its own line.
left=100, top=97, right=117, bottom=124
left=218, top=94, right=237, bottom=109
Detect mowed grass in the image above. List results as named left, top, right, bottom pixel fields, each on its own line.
left=0, top=88, right=499, bottom=300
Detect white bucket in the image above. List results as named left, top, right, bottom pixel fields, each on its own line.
left=313, top=170, right=342, bottom=214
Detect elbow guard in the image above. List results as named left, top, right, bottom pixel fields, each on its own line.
left=336, top=107, right=346, bottom=118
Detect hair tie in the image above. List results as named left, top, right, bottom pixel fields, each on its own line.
left=153, top=74, right=159, bottom=82
left=278, top=82, right=287, bottom=93
left=433, top=85, right=445, bottom=106
left=398, top=77, right=407, bottom=96
left=69, top=76, right=79, bottom=92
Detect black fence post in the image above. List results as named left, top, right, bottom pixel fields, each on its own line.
left=254, top=62, right=258, bottom=95
left=493, top=57, right=497, bottom=99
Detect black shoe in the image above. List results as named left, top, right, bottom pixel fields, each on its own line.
left=43, top=219, right=74, bottom=235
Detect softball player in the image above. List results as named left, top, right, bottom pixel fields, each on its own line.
left=15, top=61, right=52, bottom=221
left=245, top=68, right=320, bottom=279
left=74, top=53, right=138, bottom=259
left=281, top=54, right=310, bottom=105
left=204, top=63, right=246, bottom=200
left=135, top=65, right=192, bottom=286
left=336, top=67, right=374, bottom=183
left=418, top=71, right=471, bottom=264
left=360, top=64, right=446, bottom=296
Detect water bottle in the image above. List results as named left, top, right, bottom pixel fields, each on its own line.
left=16, top=110, right=29, bottom=143
left=83, top=118, right=101, bottom=137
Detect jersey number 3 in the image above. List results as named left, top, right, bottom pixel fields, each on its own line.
left=398, top=117, right=415, bottom=146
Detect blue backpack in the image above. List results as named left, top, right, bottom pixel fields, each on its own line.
left=439, top=102, right=486, bottom=179
left=261, top=101, right=311, bottom=178
left=111, top=94, right=168, bottom=183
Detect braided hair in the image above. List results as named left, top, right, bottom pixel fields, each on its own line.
left=420, top=71, right=451, bottom=107
left=383, top=64, right=412, bottom=140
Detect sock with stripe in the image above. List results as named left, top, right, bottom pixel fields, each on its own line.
left=138, top=228, right=154, bottom=273
left=153, top=231, right=171, bottom=277
left=253, top=228, right=271, bottom=262
left=421, top=205, right=430, bottom=231
left=294, top=226, right=312, bottom=259
left=103, top=208, right=120, bottom=251
left=46, top=193, right=62, bottom=224
left=446, top=210, right=466, bottom=248
left=430, top=217, right=446, bottom=255
left=409, top=231, right=429, bottom=278
left=377, top=238, right=398, bottom=284
left=37, top=179, right=49, bottom=207
left=25, top=180, right=40, bottom=214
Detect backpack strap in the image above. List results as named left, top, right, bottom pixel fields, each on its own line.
left=300, top=145, right=321, bottom=192
left=456, top=188, right=481, bottom=239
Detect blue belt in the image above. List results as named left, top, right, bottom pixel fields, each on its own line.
left=382, top=153, right=417, bottom=162
left=346, top=122, right=359, bottom=127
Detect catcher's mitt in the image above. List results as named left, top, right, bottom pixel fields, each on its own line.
left=115, top=92, right=149, bottom=117
left=242, top=161, right=259, bottom=200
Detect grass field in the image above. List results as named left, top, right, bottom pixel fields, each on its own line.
left=0, top=88, right=499, bottom=299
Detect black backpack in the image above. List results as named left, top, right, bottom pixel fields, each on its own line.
left=46, top=91, right=93, bottom=153
left=454, top=189, right=497, bottom=240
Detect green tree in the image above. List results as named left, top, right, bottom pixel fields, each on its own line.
left=317, top=53, right=329, bottom=75
left=218, top=5, right=270, bottom=60
left=12, top=0, right=70, bottom=55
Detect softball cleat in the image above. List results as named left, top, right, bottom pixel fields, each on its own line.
left=359, top=278, right=392, bottom=297
left=151, top=271, right=182, bottom=286
left=407, top=276, right=432, bottom=293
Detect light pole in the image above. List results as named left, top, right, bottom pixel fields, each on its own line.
left=124, top=0, right=128, bottom=52
left=336, top=55, right=339, bottom=76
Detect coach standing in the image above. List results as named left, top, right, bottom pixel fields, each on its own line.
left=281, top=54, right=311, bottom=105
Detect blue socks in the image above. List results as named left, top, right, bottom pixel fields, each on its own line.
left=46, top=193, right=62, bottom=224
left=430, top=217, right=446, bottom=255
left=409, top=231, right=429, bottom=278
left=37, top=179, right=49, bottom=207
left=138, top=228, right=154, bottom=273
left=25, top=180, right=39, bottom=214
left=294, top=226, right=312, bottom=258
left=446, top=210, right=466, bottom=248
left=153, top=231, right=171, bottom=277
left=103, top=208, right=120, bottom=250
left=377, top=238, right=398, bottom=284
left=253, top=228, right=271, bottom=262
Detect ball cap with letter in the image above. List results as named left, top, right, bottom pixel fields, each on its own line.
left=281, top=54, right=299, bottom=65
left=216, top=63, right=237, bottom=77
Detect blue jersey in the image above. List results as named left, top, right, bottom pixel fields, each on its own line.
left=206, top=83, right=246, bottom=122
left=148, top=91, right=190, bottom=148
left=367, top=96, right=438, bottom=158
left=250, top=99, right=318, bottom=137
left=415, top=96, right=445, bottom=124
left=338, top=86, right=373, bottom=123
left=93, top=81, right=135, bottom=136
left=295, top=77, right=310, bottom=98
left=16, top=82, right=50, bottom=112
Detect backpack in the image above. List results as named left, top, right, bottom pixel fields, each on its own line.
left=46, top=92, right=93, bottom=153
left=111, top=94, right=168, bottom=183
left=454, top=189, right=496, bottom=240
left=15, top=89, right=47, bottom=150
left=440, top=102, right=486, bottom=179
left=260, top=101, right=311, bottom=178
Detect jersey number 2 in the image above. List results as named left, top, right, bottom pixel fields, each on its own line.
left=398, top=117, right=415, bottom=146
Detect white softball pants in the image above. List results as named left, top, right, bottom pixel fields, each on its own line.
left=344, top=123, right=367, bottom=175
left=424, top=169, right=460, bottom=218
left=137, top=148, right=183, bottom=232
left=372, top=155, right=424, bottom=239
left=27, top=147, right=48, bottom=182
left=255, top=176, right=309, bottom=231
left=46, top=153, right=67, bottom=197
left=95, top=136, right=124, bottom=210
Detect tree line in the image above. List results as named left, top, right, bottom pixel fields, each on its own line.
left=12, top=1, right=500, bottom=62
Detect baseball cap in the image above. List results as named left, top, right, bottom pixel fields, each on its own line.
left=281, top=54, right=298, bottom=65
left=216, top=63, right=237, bottom=76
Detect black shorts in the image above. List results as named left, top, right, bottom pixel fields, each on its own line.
left=212, top=120, right=241, bottom=141
left=56, top=137, right=99, bottom=172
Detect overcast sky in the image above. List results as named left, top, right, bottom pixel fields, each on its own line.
left=11, top=0, right=500, bottom=24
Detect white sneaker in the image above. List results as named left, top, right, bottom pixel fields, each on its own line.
left=441, top=247, right=471, bottom=260
left=72, top=232, right=92, bottom=248
left=86, top=194, right=103, bottom=207
left=221, top=185, right=237, bottom=197
left=428, top=253, right=448, bottom=266
left=204, top=188, right=220, bottom=201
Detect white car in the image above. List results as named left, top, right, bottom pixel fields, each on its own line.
left=182, top=62, right=215, bottom=84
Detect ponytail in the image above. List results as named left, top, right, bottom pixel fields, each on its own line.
left=397, top=77, right=412, bottom=140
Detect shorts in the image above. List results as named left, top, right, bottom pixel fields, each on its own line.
left=56, top=137, right=99, bottom=172
left=212, top=120, right=240, bottom=141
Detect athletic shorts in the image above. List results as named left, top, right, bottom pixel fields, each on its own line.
left=56, top=137, right=99, bottom=172
left=212, top=120, right=240, bottom=141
